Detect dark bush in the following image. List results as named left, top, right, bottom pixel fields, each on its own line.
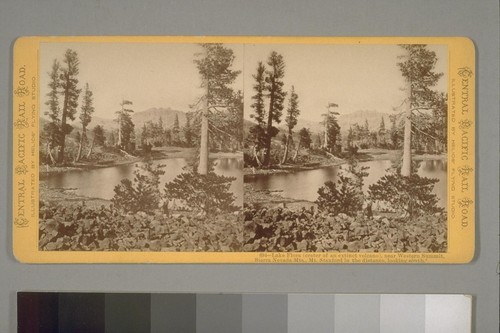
left=316, top=158, right=368, bottom=217
left=164, top=170, right=238, bottom=215
left=368, top=173, right=442, bottom=218
left=316, top=176, right=364, bottom=216
left=112, top=161, right=165, bottom=213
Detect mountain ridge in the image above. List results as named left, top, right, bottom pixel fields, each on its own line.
left=41, top=108, right=392, bottom=136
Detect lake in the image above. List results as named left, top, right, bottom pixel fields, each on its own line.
left=245, top=159, right=448, bottom=208
left=41, top=157, right=244, bottom=206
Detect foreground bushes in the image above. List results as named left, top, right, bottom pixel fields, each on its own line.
left=39, top=202, right=243, bottom=252
left=243, top=206, right=447, bottom=253
left=368, top=173, right=442, bottom=218
left=112, top=162, right=165, bottom=213
left=112, top=161, right=237, bottom=216
left=165, top=171, right=237, bottom=215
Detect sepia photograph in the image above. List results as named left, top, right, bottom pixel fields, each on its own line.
left=242, top=43, right=448, bottom=253
left=38, top=42, right=244, bottom=252
left=34, top=40, right=450, bottom=254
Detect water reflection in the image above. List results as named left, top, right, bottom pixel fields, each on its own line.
left=41, top=157, right=244, bottom=206
left=246, top=159, right=447, bottom=208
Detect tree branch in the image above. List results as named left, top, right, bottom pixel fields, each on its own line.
left=411, top=122, right=440, bottom=141
left=208, top=120, right=236, bottom=139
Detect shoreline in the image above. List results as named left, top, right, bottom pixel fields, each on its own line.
left=40, top=146, right=243, bottom=176
left=244, top=158, right=345, bottom=176
left=244, top=149, right=447, bottom=176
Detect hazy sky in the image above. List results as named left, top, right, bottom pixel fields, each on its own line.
left=40, top=42, right=447, bottom=123
left=40, top=42, right=244, bottom=119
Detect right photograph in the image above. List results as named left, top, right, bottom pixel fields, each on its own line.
left=243, top=43, right=448, bottom=253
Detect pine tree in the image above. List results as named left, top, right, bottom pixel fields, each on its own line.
left=194, top=43, right=240, bottom=174
left=92, top=125, right=106, bottom=146
left=293, top=127, right=311, bottom=161
left=378, top=116, right=386, bottom=147
left=431, top=92, right=448, bottom=153
left=263, top=51, right=286, bottom=166
left=183, top=112, right=194, bottom=147
left=248, top=62, right=267, bottom=166
left=58, top=49, right=81, bottom=163
left=322, top=102, right=339, bottom=151
left=108, top=131, right=116, bottom=146
left=281, top=86, right=300, bottom=164
left=164, top=129, right=172, bottom=146
left=75, top=83, right=94, bottom=161
left=229, top=90, right=244, bottom=150
left=172, top=114, right=180, bottom=145
left=347, top=126, right=354, bottom=148
left=141, top=123, right=150, bottom=146
left=322, top=103, right=341, bottom=154
left=43, top=59, right=61, bottom=164
left=397, top=44, right=443, bottom=176
left=115, top=99, right=135, bottom=152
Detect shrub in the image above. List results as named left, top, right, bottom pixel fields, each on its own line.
left=316, top=158, right=368, bottom=217
left=164, top=170, right=238, bottom=215
left=112, top=161, right=165, bottom=213
left=368, top=173, right=442, bottom=218
left=316, top=176, right=364, bottom=216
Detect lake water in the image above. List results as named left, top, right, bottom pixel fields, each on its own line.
left=41, top=158, right=244, bottom=206
left=245, top=159, right=447, bottom=208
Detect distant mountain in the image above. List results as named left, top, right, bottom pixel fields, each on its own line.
left=294, top=118, right=323, bottom=135
left=40, top=116, right=116, bottom=133
left=132, top=107, right=187, bottom=130
left=338, top=110, right=391, bottom=134
left=41, top=107, right=189, bottom=135
left=87, top=116, right=117, bottom=130
left=245, top=110, right=391, bottom=138
left=42, top=108, right=390, bottom=139
left=80, top=107, right=188, bottom=132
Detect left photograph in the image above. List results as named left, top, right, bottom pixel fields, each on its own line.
left=38, top=43, right=244, bottom=252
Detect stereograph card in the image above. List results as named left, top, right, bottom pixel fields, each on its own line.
left=12, top=36, right=475, bottom=263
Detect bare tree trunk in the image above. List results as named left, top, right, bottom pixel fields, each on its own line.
left=46, top=142, right=56, bottom=165
left=199, top=79, right=209, bottom=175
left=253, top=146, right=262, bottom=167
left=323, top=118, right=328, bottom=149
left=281, top=133, right=290, bottom=165
left=75, top=141, right=83, bottom=162
left=263, top=93, right=275, bottom=166
left=292, top=140, right=301, bottom=161
left=117, top=109, right=122, bottom=148
left=58, top=74, right=69, bottom=164
left=86, top=139, right=94, bottom=159
left=401, top=79, right=412, bottom=177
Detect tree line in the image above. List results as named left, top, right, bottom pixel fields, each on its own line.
left=42, top=49, right=87, bottom=164
left=246, top=51, right=334, bottom=168
left=41, top=45, right=245, bottom=167
left=41, top=49, right=138, bottom=164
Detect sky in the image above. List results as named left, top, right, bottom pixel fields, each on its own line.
left=40, top=42, right=447, bottom=123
